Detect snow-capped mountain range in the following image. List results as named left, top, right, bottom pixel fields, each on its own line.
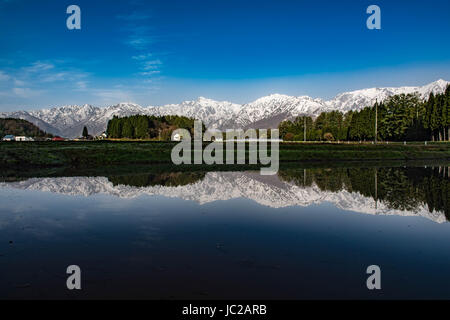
left=0, top=171, right=445, bottom=223
left=1, top=79, right=448, bottom=138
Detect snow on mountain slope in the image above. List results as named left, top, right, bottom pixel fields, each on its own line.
left=0, top=103, right=148, bottom=138
left=27, top=103, right=147, bottom=138
left=149, top=97, right=242, bottom=129
left=0, top=171, right=445, bottom=223
left=326, top=79, right=449, bottom=113
left=0, top=80, right=447, bottom=138
left=226, top=94, right=325, bottom=129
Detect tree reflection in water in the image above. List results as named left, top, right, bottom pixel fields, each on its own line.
left=278, top=166, right=450, bottom=220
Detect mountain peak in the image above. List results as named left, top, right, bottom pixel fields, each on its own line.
left=195, top=96, right=221, bottom=104
left=116, top=102, right=143, bottom=108
left=250, top=93, right=295, bottom=104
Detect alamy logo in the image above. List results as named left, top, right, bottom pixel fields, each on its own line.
left=366, top=5, right=381, bottom=30
left=171, top=121, right=280, bottom=175
left=66, top=5, right=81, bottom=30
left=366, top=265, right=381, bottom=290
left=66, top=265, right=81, bottom=290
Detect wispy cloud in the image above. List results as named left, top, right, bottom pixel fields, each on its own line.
left=40, top=71, right=88, bottom=83
left=116, top=12, right=151, bottom=21
left=14, top=79, right=26, bottom=86
left=126, top=36, right=155, bottom=49
left=139, top=70, right=160, bottom=76
left=0, top=61, right=91, bottom=103
left=17, top=61, right=90, bottom=88
left=0, top=70, right=39, bottom=98
left=132, top=57, right=163, bottom=77
left=92, top=88, right=132, bottom=104
left=75, top=81, right=88, bottom=91
left=117, top=7, right=164, bottom=81
left=0, top=70, right=10, bottom=81
left=40, top=72, right=69, bottom=82
left=12, top=87, right=43, bottom=98
left=23, top=61, right=54, bottom=73
left=142, top=59, right=162, bottom=70
left=132, top=53, right=153, bottom=61
left=121, top=24, right=156, bottom=50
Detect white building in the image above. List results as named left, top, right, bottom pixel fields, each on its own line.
left=15, top=136, right=34, bottom=142
left=172, top=133, right=182, bottom=141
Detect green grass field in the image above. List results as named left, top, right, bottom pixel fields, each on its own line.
left=1, top=140, right=449, bottom=168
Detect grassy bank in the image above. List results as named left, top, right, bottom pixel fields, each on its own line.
left=0, top=141, right=449, bottom=168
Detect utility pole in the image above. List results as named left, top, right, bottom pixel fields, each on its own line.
left=304, top=116, right=307, bottom=142
left=375, top=99, right=378, bottom=144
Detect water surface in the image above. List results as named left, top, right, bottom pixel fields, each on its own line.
left=0, top=165, right=449, bottom=299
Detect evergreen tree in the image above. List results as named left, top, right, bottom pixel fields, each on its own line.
left=430, top=94, right=441, bottom=141
left=135, top=116, right=149, bottom=139
left=440, top=85, right=450, bottom=141
left=121, top=119, right=134, bottom=138
left=105, top=114, right=197, bottom=140
left=82, top=126, right=89, bottom=138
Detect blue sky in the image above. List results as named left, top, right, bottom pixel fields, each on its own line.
left=0, top=0, right=449, bottom=111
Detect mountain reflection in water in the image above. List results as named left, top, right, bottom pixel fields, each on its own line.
left=1, top=166, right=449, bottom=223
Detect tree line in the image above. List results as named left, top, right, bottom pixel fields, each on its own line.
left=106, top=115, right=200, bottom=140
left=279, top=85, right=450, bottom=142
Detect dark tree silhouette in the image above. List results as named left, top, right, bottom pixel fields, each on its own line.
left=82, top=126, right=89, bottom=138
